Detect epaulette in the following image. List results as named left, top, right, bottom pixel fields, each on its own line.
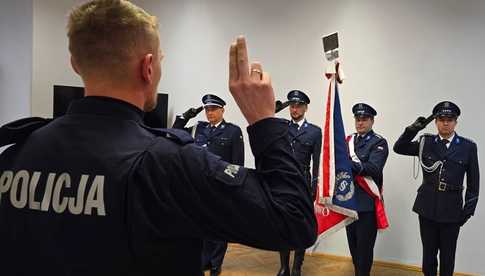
left=141, top=125, right=194, bottom=145
left=0, top=117, right=51, bottom=147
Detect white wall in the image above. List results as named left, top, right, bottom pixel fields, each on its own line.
left=31, top=0, right=485, bottom=274
left=0, top=0, right=32, bottom=124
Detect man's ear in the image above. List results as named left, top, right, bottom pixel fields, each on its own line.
left=141, top=53, right=154, bottom=84
left=71, top=56, right=81, bottom=75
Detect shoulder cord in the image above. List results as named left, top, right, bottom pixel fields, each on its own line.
left=191, top=122, right=198, bottom=138
left=414, top=135, right=443, bottom=180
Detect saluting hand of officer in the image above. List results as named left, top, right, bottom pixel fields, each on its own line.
left=182, top=106, right=203, bottom=119
left=275, top=100, right=290, bottom=113
left=407, top=116, right=432, bottom=132
left=229, top=36, right=275, bottom=125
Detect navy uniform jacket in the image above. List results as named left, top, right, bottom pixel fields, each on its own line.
left=0, top=97, right=316, bottom=276
left=394, top=128, right=480, bottom=223
left=288, top=120, right=322, bottom=193
left=173, top=116, right=244, bottom=166
left=350, top=131, right=389, bottom=212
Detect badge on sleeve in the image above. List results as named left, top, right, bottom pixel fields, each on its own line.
left=214, top=161, right=247, bottom=186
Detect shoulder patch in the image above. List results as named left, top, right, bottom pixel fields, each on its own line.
left=141, top=126, right=194, bottom=145
left=0, top=117, right=51, bottom=147
left=214, top=160, right=247, bottom=187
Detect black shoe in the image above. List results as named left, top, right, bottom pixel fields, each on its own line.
left=277, top=267, right=290, bottom=276
left=210, top=266, right=221, bottom=276
left=291, top=267, right=301, bottom=276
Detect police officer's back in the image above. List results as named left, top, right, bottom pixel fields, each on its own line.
left=0, top=1, right=316, bottom=275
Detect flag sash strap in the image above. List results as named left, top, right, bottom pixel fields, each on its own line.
left=347, top=134, right=381, bottom=199
left=347, top=134, right=390, bottom=230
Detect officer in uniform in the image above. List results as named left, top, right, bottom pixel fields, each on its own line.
left=277, top=90, right=321, bottom=276
left=346, top=103, right=389, bottom=276
left=173, top=94, right=244, bottom=275
left=0, top=1, right=317, bottom=276
left=393, top=101, right=479, bottom=276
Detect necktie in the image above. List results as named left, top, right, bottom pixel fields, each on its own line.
left=442, top=139, right=450, bottom=148
left=290, top=122, right=299, bottom=131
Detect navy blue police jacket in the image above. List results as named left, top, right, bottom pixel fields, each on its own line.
left=0, top=97, right=316, bottom=276
left=349, top=130, right=389, bottom=212
left=173, top=116, right=244, bottom=166
left=288, top=120, right=322, bottom=193
left=394, top=128, right=479, bottom=223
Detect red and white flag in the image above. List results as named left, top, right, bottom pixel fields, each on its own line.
left=313, top=64, right=358, bottom=247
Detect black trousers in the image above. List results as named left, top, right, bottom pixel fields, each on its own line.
left=346, top=211, right=377, bottom=276
left=418, top=216, right=460, bottom=276
left=201, top=239, right=228, bottom=270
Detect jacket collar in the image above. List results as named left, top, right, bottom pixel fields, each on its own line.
left=67, top=96, right=144, bottom=123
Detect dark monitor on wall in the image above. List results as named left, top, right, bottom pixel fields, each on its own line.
left=53, top=85, right=168, bottom=128
left=144, top=94, right=169, bottom=128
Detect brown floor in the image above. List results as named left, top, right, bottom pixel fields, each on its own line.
left=204, top=244, right=422, bottom=276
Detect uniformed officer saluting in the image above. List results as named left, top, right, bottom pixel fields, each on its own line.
left=394, top=101, right=479, bottom=276
left=346, top=103, right=389, bottom=276
left=173, top=94, right=244, bottom=275
left=0, top=1, right=317, bottom=276
left=277, top=90, right=321, bottom=276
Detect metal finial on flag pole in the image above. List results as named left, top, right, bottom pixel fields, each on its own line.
left=322, top=32, right=345, bottom=83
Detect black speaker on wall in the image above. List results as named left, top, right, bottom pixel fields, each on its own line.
left=53, top=85, right=169, bottom=128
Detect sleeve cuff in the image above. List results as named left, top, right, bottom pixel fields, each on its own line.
left=247, top=117, right=288, bottom=158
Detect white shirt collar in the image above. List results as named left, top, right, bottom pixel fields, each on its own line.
left=356, top=130, right=371, bottom=139
left=439, top=132, right=455, bottom=148
left=292, top=118, right=305, bottom=129
left=211, top=120, right=223, bottom=128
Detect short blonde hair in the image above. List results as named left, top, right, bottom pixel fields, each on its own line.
left=67, top=0, right=159, bottom=78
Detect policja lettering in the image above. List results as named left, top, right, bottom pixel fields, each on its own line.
left=0, top=170, right=105, bottom=216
